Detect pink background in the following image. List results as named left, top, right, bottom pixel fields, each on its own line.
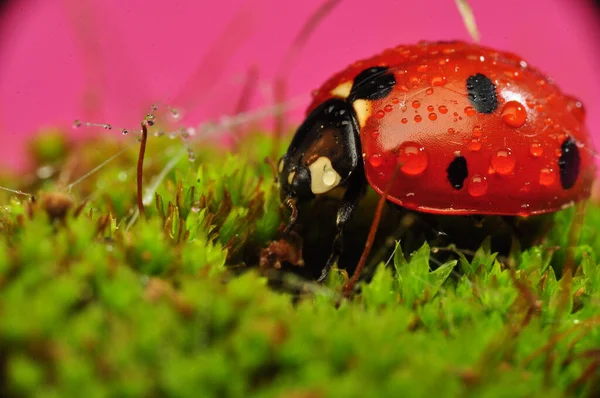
left=0, top=0, right=599, bottom=171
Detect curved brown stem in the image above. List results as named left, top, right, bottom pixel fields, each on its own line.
left=137, top=121, right=148, bottom=219
left=344, top=163, right=400, bottom=296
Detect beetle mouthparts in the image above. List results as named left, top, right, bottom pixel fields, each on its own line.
left=283, top=196, right=298, bottom=234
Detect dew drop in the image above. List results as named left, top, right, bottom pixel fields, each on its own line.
left=530, top=142, right=543, bottom=157
left=384, top=104, right=393, bottom=112
left=438, top=105, right=448, bottom=114
left=447, top=128, right=455, bottom=134
left=392, top=97, right=400, bottom=104
left=414, top=115, right=423, bottom=123
left=398, top=142, right=428, bottom=175
left=430, top=76, right=446, bottom=86
left=370, top=130, right=380, bottom=139
left=491, top=148, right=516, bottom=175
left=428, top=113, right=437, bottom=121
left=539, top=167, right=556, bottom=186
left=555, top=148, right=562, bottom=158
left=121, top=129, right=128, bottom=135
left=427, top=105, right=434, bottom=112
left=169, top=107, right=181, bottom=119
left=472, top=126, right=482, bottom=137
left=469, top=138, right=482, bottom=151
left=566, top=96, right=586, bottom=123
left=464, top=106, right=476, bottom=116
left=368, top=153, right=383, bottom=167
left=426, top=87, right=434, bottom=95
left=401, top=118, right=408, bottom=124
left=145, top=114, right=156, bottom=126
left=73, top=119, right=82, bottom=128
left=468, top=175, right=488, bottom=197
left=410, top=76, right=420, bottom=86
left=104, top=124, right=112, bottom=130
left=501, top=101, right=527, bottom=128
left=412, top=100, right=421, bottom=109
left=417, top=64, right=428, bottom=73
left=375, top=110, right=385, bottom=119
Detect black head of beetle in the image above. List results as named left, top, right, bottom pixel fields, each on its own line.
left=278, top=98, right=362, bottom=231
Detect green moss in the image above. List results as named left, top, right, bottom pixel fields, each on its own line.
left=0, top=130, right=599, bottom=397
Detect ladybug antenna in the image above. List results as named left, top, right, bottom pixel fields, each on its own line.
left=283, top=196, right=298, bottom=234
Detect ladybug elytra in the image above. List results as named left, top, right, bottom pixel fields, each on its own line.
left=278, top=41, right=596, bottom=280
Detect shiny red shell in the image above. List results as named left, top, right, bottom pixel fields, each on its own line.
left=307, top=41, right=596, bottom=216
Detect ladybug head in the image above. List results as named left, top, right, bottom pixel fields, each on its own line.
left=278, top=98, right=361, bottom=230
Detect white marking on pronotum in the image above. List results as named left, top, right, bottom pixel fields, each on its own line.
left=330, top=81, right=353, bottom=98
left=352, top=99, right=371, bottom=128
left=308, top=156, right=342, bottom=194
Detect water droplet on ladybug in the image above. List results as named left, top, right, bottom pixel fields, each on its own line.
left=555, top=148, right=562, bottom=157
left=430, top=76, right=446, bottom=86
left=401, top=118, right=408, bottom=124
left=438, top=106, right=448, bottom=114
left=392, top=97, right=400, bottom=104
left=368, top=153, right=383, bottom=167
left=427, top=105, right=434, bottom=112
left=384, top=104, right=393, bottom=112
left=375, top=110, right=385, bottom=119
left=370, top=130, right=380, bottom=139
left=398, top=142, right=428, bottom=175
left=468, top=175, right=488, bottom=197
left=464, top=107, right=476, bottom=116
left=414, top=115, right=423, bottom=123
left=530, top=142, right=543, bottom=157
left=447, top=128, right=455, bottom=134
left=501, top=101, right=527, bottom=128
left=566, top=96, right=586, bottom=123
left=491, top=148, right=516, bottom=175
left=428, top=113, right=437, bottom=121
left=539, top=167, right=555, bottom=186
left=426, top=88, right=434, bottom=95
left=469, top=138, right=482, bottom=151
left=472, top=126, right=482, bottom=137
left=410, top=76, right=420, bottom=86
left=412, top=100, right=421, bottom=109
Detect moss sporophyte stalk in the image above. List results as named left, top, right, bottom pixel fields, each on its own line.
left=0, top=127, right=599, bottom=397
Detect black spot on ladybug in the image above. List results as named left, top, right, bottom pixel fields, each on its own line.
left=466, top=73, right=498, bottom=114
left=446, top=156, right=468, bottom=190
left=349, top=67, right=396, bottom=101
left=558, top=137, right=580, bottom=189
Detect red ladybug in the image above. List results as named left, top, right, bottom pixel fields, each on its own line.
left=278, top=41, right=596, bottom=280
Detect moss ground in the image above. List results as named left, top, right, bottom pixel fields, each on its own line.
left=1, top=130, right=599, bottom=397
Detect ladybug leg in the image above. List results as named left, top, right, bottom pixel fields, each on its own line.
left=318, top=170, right=366, bottom=282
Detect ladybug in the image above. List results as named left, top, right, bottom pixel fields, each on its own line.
left=277, top=41, right=596, bottom=280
